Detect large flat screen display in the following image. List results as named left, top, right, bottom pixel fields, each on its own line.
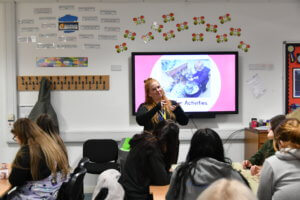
left=132, top=52, right=238, bottom=118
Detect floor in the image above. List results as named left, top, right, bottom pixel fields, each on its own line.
left=84, top=193, right=92, bottom=200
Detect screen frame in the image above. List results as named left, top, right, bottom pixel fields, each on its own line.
left=131, top=51, right=239, bottom=118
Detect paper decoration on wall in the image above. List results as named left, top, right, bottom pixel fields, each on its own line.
left=176, top=22, right=189, bottom=32
left=151, top=22, right=164, bottom=32
left=162, top=13, right=175, bottom=23
left=193, top=16, right=205, bottom=25
left=133, top=15, right=145, bottom=25
left=36, top=57, right=88, bottom=67
left=229, top=27, right=241, bottom=36
left=58, top=15, right=79, bottom=33
left=115, top=42, right=128, bottom=53
left=238, top=41, right=250, bottom=52
left=219, top=13, right=231, bottom=24
left=216, top=34, right=228, bottom=43
left=124, top=30, right=136, bottom=40
left=205, top=24, right=218, bottom=33
left=141, top=32, right=154, bottom=43
left=162, top=30, right=175, bottom=41
left=246, top=73, right=266, bottom=98
left=192, top=33, right=204, bottom=42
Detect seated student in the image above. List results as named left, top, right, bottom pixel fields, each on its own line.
left=6, top=118, right=69, bottom=200
left=36, top=114, right=68, bottom=161
left=197, top=178, right=257, bottom=200
left=257, top=118, right=300, bottom=200
left=242, top=115, right=286, bottom=175
left=119, top=131, right=170, bottom=200
left=166, top=128, right=249, bottom=200
left=152, top=119, right=180, bottom=171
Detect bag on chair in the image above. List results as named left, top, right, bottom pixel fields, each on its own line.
left=91, top=169, right=124, bottom=200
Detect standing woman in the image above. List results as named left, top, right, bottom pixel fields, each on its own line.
left=257, top=118, right=300, bottom=200
left=7, top=118, right=69, bottom=200
left=136, top=78, right=189, bottom=131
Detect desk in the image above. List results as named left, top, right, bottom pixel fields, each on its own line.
left=232, top=162, right=259, bottom=194
left=0, top=179, right=11, bottom=197
left=150, top=185, right=169, bottom=200
left=0, top=164, right=12, bottom=198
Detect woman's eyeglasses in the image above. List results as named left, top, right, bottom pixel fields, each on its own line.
left=12, top=135, right=17, bottom=141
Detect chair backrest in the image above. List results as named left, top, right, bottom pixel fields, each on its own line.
left=73, top=157, right=90, bottom=175
left=57, top=167, right=87, bottom=200
left=83, top=139, right=118, bottom=163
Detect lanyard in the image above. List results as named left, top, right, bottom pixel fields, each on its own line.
left=158, top=109, right=167, bottom=121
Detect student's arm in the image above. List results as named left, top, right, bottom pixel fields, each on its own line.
left=172, top=101, right=189, bottom=125
left=257, top=161, right=274, bottom=200
left=136, top=103, right=161, bottom=126
left=249, top=140, right=273, bottom=165
left=8, top=146, right=31, bottom=187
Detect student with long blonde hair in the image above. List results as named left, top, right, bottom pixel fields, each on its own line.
left=36, top=113, right=68, bottom=161
left=136, top=78, right=188, bottom=131
left=6, top=118, right=69, bottom=200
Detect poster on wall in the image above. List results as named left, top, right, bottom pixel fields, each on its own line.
left=36, top=57, right=88, bottom=67
left=285, top=43, right=300, bottom=113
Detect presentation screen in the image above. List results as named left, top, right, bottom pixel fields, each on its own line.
left=132, top=52, right=238, bottom=117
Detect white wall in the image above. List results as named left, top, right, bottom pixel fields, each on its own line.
left=2, top=0, right=300, bottom=192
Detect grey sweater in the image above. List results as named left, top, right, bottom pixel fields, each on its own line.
left=257, top=148, right=300, bottom=200
left=166, top=157, right=247, bottom=200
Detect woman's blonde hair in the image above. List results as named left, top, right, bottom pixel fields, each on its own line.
left=11, top=118, right=69, bottom=180
left=36, top=114, right=68, bottom=162
left=273, top=118, right=300, bottom=150
left=144, top=78, right=175, bottom=124
left=197, top=178, right=257, bottom=200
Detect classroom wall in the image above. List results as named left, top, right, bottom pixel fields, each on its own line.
left=1, top=0, right=299, bottom=192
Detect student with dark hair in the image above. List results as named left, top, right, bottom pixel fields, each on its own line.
left=152, top=119, right=180, bottom=171
left=120, top=131, right=170, bottom=200
left=242, top=114, right=286, bottom=175
left=136, top=78, right=188, bottom=131
left=166, top=128, right=248, bottom=200
left=6, top=118, right=69, bottom=199
left=36, top=113, right=68, bottom=161
left=257, top=118, right=300, bottom=200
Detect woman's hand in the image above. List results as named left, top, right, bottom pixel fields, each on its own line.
left=250, top=165, right=261, bottom=176
left=170, top=103, right=180, bottom=112
left=242, top=160, right=252, bottom=169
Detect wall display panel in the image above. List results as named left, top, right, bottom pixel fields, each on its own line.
left=14, top=2, right=294, bottom=136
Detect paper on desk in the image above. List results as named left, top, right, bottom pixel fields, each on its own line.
left=0, top=169, right=8, bottom=179
left=246, top=73, right=266, bottom=98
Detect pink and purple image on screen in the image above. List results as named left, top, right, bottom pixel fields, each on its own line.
left=133, top=53, right=237, bottom=114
